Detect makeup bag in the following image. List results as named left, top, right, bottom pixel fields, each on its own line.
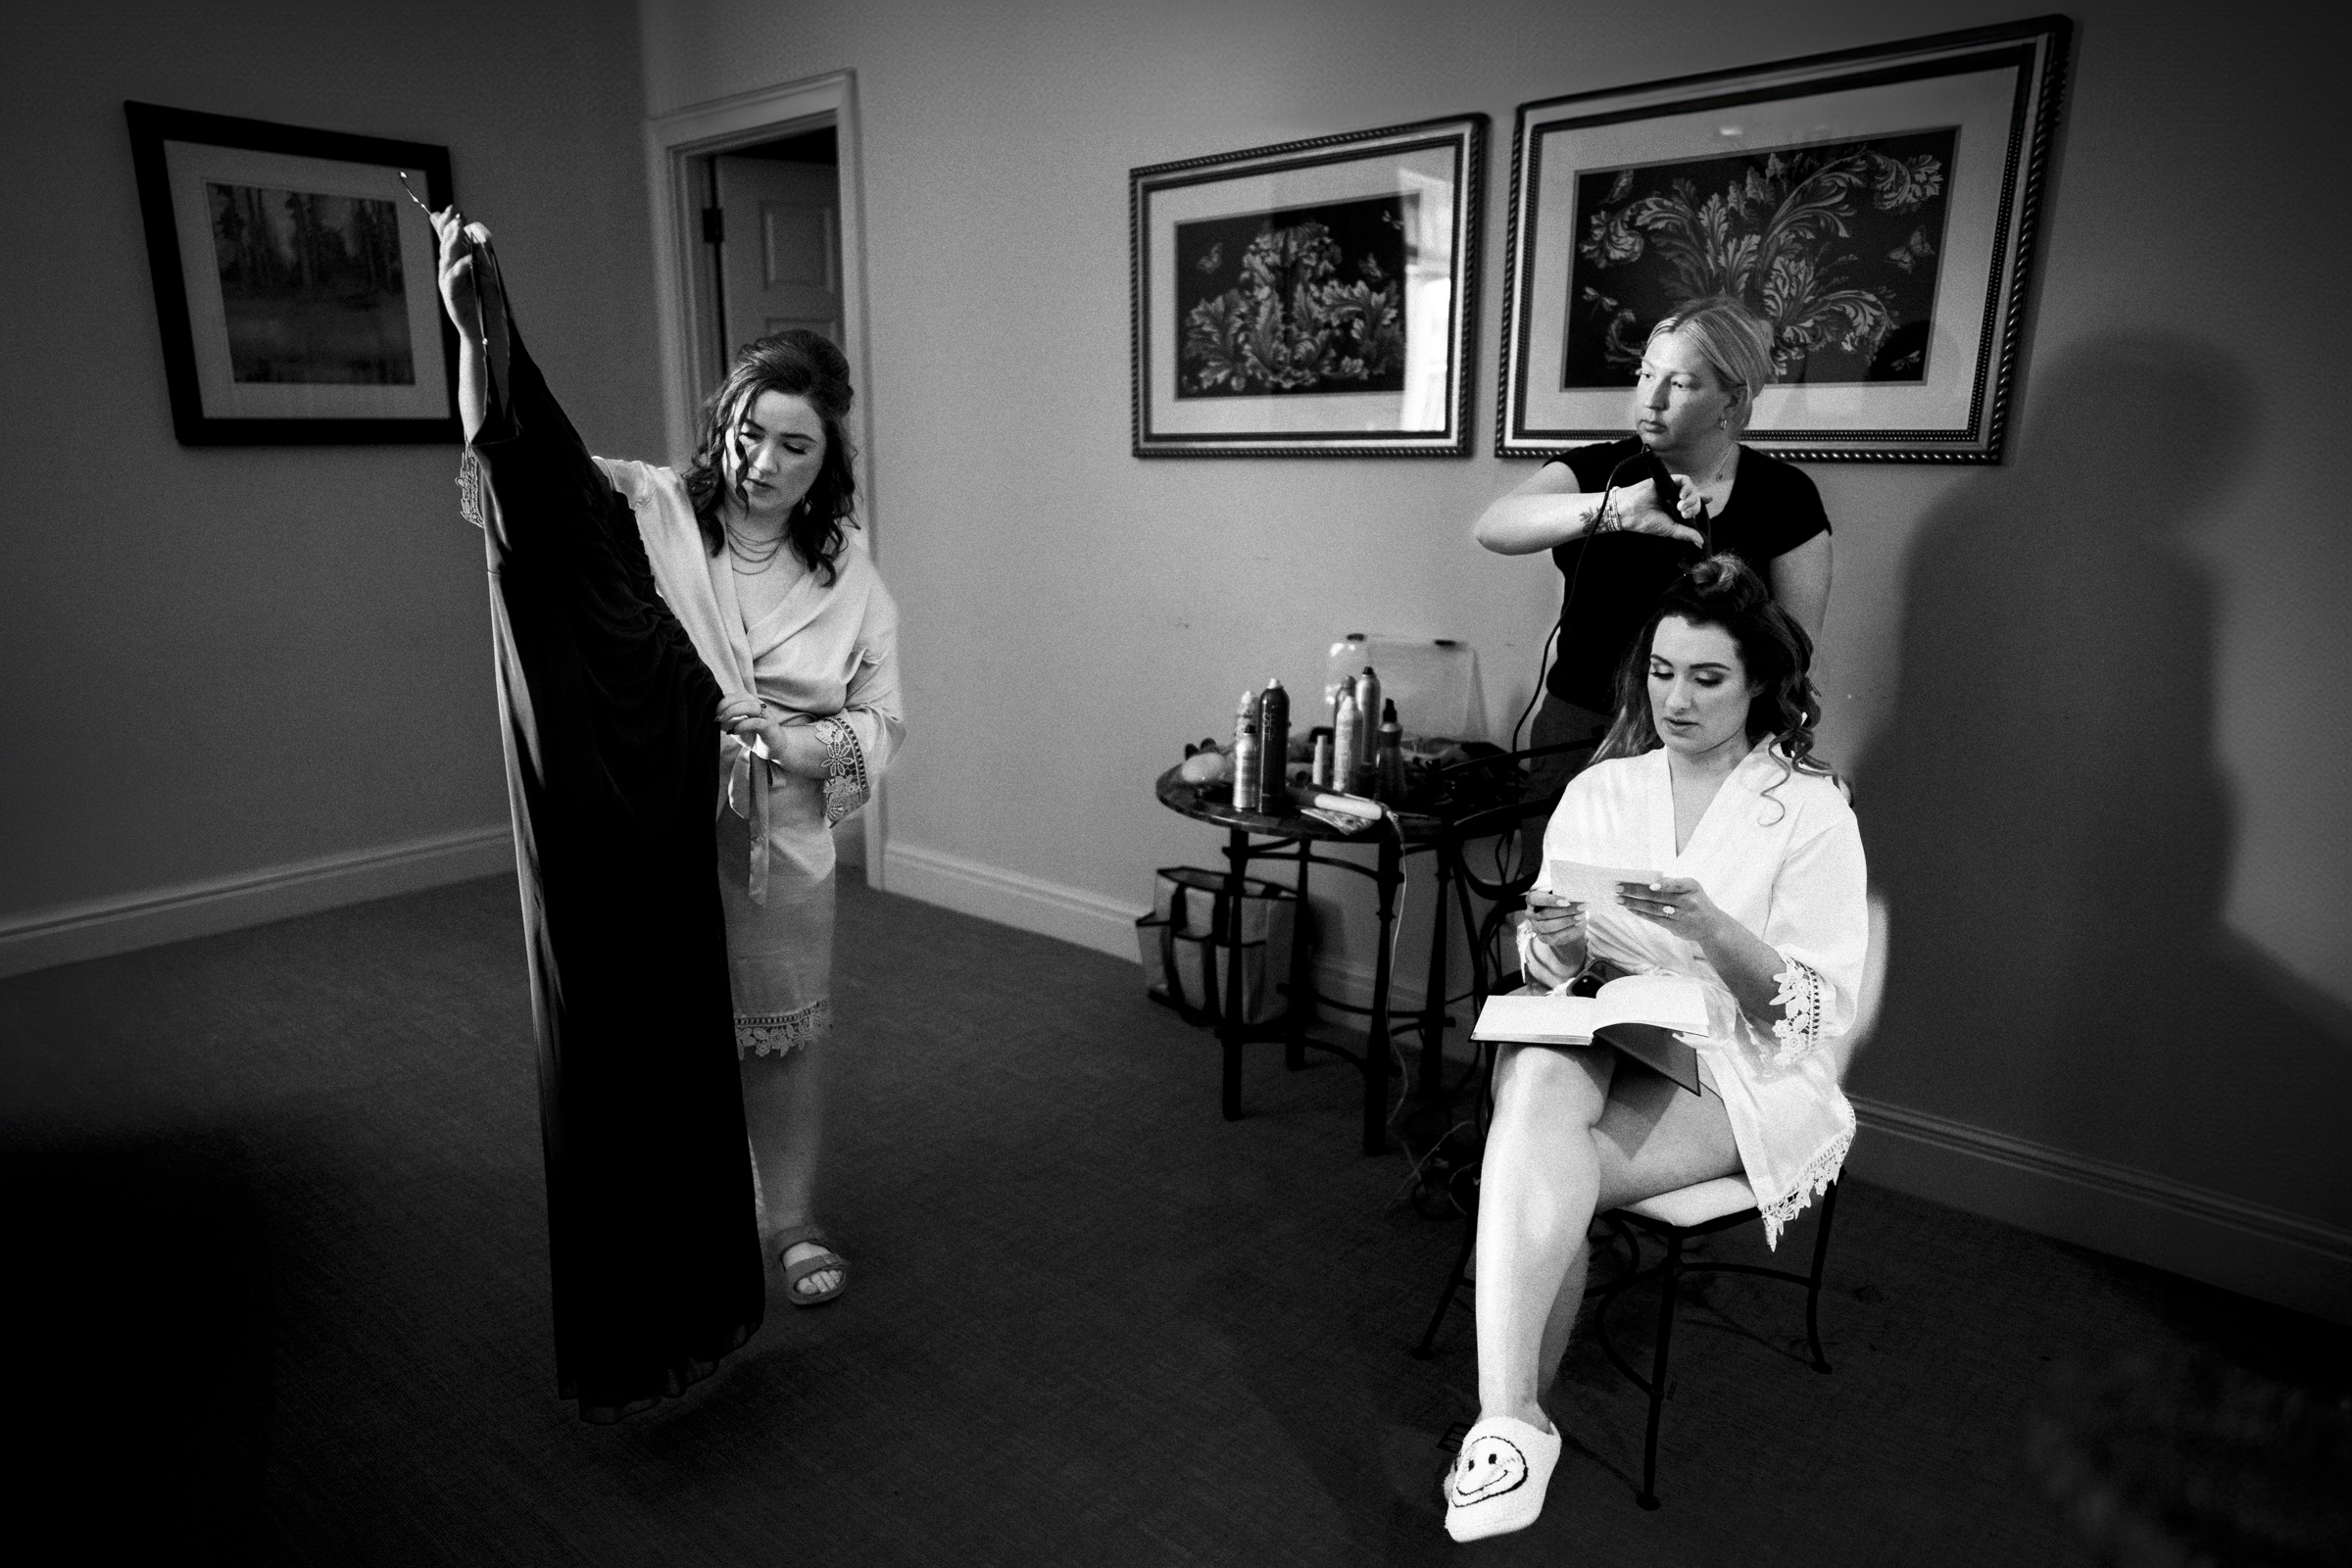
left=1135, top=866, right=1298, bottom=1029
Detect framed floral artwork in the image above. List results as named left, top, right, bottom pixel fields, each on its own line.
left=125, top=101, right=461, bottom=445
left=1131, top=115, right=1486, bottom=457
left=1496, top=17, right=2071, bottom=462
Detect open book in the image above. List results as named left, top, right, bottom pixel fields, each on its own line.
left=1470, top=973, right=1709, bottom=1095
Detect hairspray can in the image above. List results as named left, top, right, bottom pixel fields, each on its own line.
left=1353, top=666, right=1382, bottom=784
left=1332, top=693, right=1359, bottom=794
left=1232, top=718, right=1261, bottom=811
left=1257, top=678, right=1289, bottom=808
left=1374, top=698, right=1407, bottom=803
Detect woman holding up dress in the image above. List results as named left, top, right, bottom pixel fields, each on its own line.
left=434, top=204, right=900, bottom=1422
left=1443, top=556, right=1865, bottom=1541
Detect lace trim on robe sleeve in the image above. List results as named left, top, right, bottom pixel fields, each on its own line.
left=1767, top=956, right=1828, bottom=1068
left=812, top=715, right=869, bottom=827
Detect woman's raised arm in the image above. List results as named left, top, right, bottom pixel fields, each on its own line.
left=1472, top=462, right=1706, bottom=555
left=431, top=205, right=492, bottom=442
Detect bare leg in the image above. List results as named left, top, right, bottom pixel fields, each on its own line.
left=1477, top=1053, right=1744, bottom=1423
left=1473, top=1043, right=1617, bottom=1430
left=1537, top=1236, right=1592, bottom=1393
left=740, top=1039, right=841, bottom=1297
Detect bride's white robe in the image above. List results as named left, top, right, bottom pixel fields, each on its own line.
left=1518, top=745, right=1868, bottom=1243
left=594, top=458, right=904, bottom=1058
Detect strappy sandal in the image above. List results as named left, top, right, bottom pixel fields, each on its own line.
left=772, top=1223, right=850, bottom=1307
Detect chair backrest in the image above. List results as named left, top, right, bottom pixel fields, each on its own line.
left=1826, top=891, right=1890, bottom=1082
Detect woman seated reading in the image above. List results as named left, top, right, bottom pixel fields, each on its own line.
left=1445, top=556, right=1867, bottom=1543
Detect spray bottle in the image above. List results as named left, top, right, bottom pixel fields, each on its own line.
left=1231, top=691, right=1261, bottom=811
left=1257, top=678, right=1290, bottom=809
left=1374, top=698, right=1407, bottom=804
left=1332, top=690, right=1360, bottom=797
left=1352, top=666, right=1382, bottom=788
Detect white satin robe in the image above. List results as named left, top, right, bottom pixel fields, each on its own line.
left=1518, top=744, right=1868, bottom=1243
left=596, top=459, right=904, bottom=1057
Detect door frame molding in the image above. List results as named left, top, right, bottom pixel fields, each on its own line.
left=644, top=71, right=891, bottom=885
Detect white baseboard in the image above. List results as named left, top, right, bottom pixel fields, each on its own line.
left=876, top=842, right=1446, bottom=1015
left=881, top=840, right=1143, bottom=959
left=1847, top=1094, right=2352, bottom=1325
left=0, top=824, right=515, bottom=979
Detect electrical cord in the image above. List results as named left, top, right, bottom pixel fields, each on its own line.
left=1390, top=1114, right=1476, bottom=1214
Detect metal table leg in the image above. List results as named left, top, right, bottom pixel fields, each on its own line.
left=1220, top=825, right=1249, bottom=1121
left=1419, top=839, right=1452, bottom=1111
left=1362, top=829, right=1398, bottom=1154
left=1286, top=850, right=1312, bottom=1070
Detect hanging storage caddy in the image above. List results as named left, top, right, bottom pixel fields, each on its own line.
left=1136, top=866, right=1298, bottom=1029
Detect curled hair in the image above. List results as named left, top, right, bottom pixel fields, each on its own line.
left=1647, top=296, right=1775, bottom=434
left=1592, top=555, right=1834, bottom=805
left=682, top=329, right=857, bottom=584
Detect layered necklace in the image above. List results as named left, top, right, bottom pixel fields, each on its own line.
left=726, top=509, right=792, bottom=574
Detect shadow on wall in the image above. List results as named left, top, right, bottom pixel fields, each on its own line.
left=1850, top=330, right=2352, bottom=1222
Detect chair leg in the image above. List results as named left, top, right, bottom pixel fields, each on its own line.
left=1803, top=1179, right=1838, bottom=1374
left=1411, top=1185, right=1479, bottom=1359
left=1637, top=1231, right=1683, bottom=1510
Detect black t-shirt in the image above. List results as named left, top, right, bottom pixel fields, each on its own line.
left=1544, top=436, right=1830, bottom=711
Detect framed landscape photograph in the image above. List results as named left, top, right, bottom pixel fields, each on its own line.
left=1496, top=17, right=2070, bottom=462
left=1131, top=115, right=1486, bottom=457
left=125, top=101, right=460, bottom=445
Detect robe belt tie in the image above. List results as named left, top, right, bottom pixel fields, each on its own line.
left=722, top=714, right=776, bottom=906
left=719, top=705, right=866, bottom=906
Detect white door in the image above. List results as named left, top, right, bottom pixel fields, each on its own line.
left=713, top=156, right=841, bottom=354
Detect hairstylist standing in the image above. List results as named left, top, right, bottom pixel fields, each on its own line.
left=1472, top=297, right=1832, bottom=795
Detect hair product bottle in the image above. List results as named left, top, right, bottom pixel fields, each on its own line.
left=1374, top=699, right=1407, bottom=803
left=1352, top=666, right=1381, bottom=787
left=1232, top=717, right=1260, bottom=812
left=1257, top=679, right=1289, bottom=809
left=1332, top=692, right=1360, bottom=797
left=1230, top=691, right=1259, bottom=810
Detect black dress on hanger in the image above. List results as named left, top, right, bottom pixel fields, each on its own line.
left=459, top=248, right=763, bottom=1422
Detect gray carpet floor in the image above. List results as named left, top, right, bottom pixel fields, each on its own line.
left=4, top=873, right=2342, bottom=1565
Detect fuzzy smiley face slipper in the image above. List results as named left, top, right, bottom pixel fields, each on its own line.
left=1443, top=1414, right=1562, bottom=1543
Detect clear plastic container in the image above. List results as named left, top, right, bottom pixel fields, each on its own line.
left=1322, top=634, right=1483, bottom=741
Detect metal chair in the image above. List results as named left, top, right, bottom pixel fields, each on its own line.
left=1413, top=895, right=1888, bottom=1508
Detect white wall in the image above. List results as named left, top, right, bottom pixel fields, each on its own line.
left=1, top=0, right=660, bottom=967
left=641, top=0, right=2351, bottom=1318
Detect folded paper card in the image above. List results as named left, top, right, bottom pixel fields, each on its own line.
left=1544, top=859, right=1659, bottom=908
left=1471, top=973, right=1708, bottom=1095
